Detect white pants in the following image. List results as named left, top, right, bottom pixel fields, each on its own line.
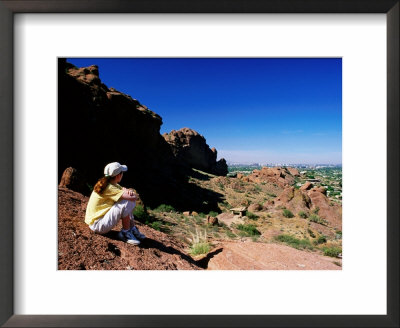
left=89, top=200, right=136, bottom=234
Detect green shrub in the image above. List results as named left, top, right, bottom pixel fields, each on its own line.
left=189, top=229, right=210, bottom=255
left=198, top=212, right=206, bottom=218
left=150, top=221, right=162, bottom=231
left=190, top=242, right=211, bottom=255
left=308, top=214, right=327, bottom=225
left=254, top=185, right=262, bottom=192
left=132, top=205, right=149, bottom=222
left=315, top=235, right=327, bottom=245
left=323, top=247, right=342, bottom=258
left=298, top=211, right=308, bottom=219
left=221, top=202, right=233, bottom=209
left=282, top=209, right=294, bottom=218
left=307, top=228, right=316, bottom=238
left=208, top=211, right=219, bottom=217
left=312, top=206, right=320, bottom=214
left=335, top=230, right=342, bottom=239
left=274, top=234, right=313, bottom=250
left=153, top=204, right=175, bottom=213
left=225, top=230, right=236, bottom=239
left=194, top=216, right=203, bottom=224
left=246, top=211, right=259, bottom=220
left=236, top=224, right=261, bottom=236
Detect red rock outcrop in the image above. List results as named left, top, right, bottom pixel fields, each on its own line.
left=59, top=167, right=88, bottom=195
left=287, top=167, right=300, bottom=177
left=300, top=181, right=313, bottom=191
left=247, top=167, right=295, bottom=187
left=163, top=128, right=228, bottom=176
left=248, top=203, right=262, bottom=212
left=275, top=186, right=295, bottom=204
left=307, top=188, right=341, bottom=230
left=274, top=187, right=312, bottom=214
left=207, top=242, right=341, bottom=270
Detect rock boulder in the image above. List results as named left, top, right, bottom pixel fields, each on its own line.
left=163, top=128, right=228, bottom=176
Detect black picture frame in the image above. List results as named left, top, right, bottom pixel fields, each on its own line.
left=0, top=1, right=398, bottom=327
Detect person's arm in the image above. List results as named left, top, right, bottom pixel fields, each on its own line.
left=120, top=188, right=138, bottom=201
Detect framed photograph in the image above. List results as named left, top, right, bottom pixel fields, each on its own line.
left=1, top=1, right=398, bottom=327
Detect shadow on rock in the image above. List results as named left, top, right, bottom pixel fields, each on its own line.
left=139, top=238, right=202, bottom=268
left=195, top=248, right=224, bottom=269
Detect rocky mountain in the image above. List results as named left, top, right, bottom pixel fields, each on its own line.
left=58, top=59, right=226, bottom=212
left=163, top=127, right=228, bottom=176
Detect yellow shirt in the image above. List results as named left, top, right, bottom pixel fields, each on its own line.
left=85, top=183, right=124, bottom=225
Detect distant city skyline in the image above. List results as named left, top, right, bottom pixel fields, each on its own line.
left=67, top=58, right=342, bottom=164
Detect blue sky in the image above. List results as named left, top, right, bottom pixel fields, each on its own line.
left=67, top=58, right=342, bottom=164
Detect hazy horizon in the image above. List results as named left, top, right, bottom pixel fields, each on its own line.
left=67, top=58, right=342, bottom=164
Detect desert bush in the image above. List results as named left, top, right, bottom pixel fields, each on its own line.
left=221, top=201, right=233, bottom=209
left=312, top=206, right=320, bottom=214
left=153, top=204, right=175, bottom=213
left=150, top=221, right=162, bottom=231
left=194, top=216, right=203, bottom=224
left=323, top=247, right=342, bottom=258
left=190, top=242, right=211, bottom=255
left=254, top=185, right=262, bottom=192
left=208, top=211, right=219, bottom=217
left=246, top=211, right=259, bottom=220
left=298, top=211, right=308, bottom=219
left=314, top=235, right=327, bottom=245
left=225, top=230, right=236, bottom=239
left=275, top=234, right=313, bottom=250
left=282, top=209, right=294, bottom=218
left=189, top=228, right=210, bottom=255
left=307, top=228, right=316, bottom=238
left=132, top=204, right=149, bottom=222
left=308, top=214, right=327, bottom=225
left=236, top=224, right=261, bottom=236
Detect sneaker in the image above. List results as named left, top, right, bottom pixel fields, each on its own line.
left=131, top=226, right=146, bottom=240
left=118, top=229, right=140, bottom=245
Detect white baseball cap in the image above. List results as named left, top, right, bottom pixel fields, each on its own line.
left=104, top=162, right=128, bottom=177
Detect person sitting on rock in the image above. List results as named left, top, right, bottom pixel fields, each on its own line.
left=85, top=162, right=146, bottom=245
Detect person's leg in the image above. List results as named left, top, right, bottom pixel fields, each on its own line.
left=129, top=213, right=146, bottom=240
left=129, top=215, right=135, bottom=229
left=90, top=200, right=135, bottom=234
left=118, top=200, right=141, bottom=245
left=122, top=215, right=131, bottom=230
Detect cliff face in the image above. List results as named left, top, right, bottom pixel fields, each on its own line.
left=58, top=59, right=224, bottom=211
left=163, top=128, right=228, bottom=176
